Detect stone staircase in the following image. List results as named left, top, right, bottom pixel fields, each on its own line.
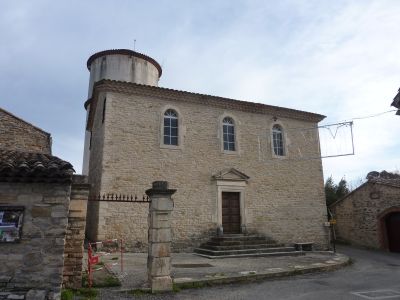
left=194, top=234, right=304, bottom=259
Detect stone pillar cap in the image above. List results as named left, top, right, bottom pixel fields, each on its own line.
left=146, top=181, right=176, bottom=196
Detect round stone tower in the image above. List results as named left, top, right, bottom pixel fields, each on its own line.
left=82, top=49, right=162, bottom=175
left=86, top=49, right=162, bottom=98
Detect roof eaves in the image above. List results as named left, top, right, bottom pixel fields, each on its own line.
left=90, top=80, right=326, bottom=123
left=0, top=150, right=75, bottom=183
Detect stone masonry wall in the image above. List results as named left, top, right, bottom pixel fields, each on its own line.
left=87, top=90, right=329, bottom=251
left=0, top=182, right=70, bottom=299
left=85, top=93, right=106, bottom=242
left=0, top=109, right=51, bottom=154
left=331, top=183, right=400, bottom=249
left=63, top=176, right=89, bottom=289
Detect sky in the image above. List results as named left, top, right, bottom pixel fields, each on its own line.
left=1, top=0, right=399, bottom=187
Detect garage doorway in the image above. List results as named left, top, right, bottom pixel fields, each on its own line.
left=385, top=212, right=400, bottom=253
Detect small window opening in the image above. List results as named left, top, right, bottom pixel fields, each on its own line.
left=163, top=109, right=178, bottom=146
left=223, top=117, right=235, bottom=151
left=272, top=124, right=285, bottom=156
left=102, top=98, right=106, bottom=124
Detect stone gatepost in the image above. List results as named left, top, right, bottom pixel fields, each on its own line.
left=145, top=181, right=176, bottom=292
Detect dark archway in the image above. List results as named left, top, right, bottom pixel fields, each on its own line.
left=385, top=212, right=400, bottom=253
left=378, top=207, right=400, bottom=252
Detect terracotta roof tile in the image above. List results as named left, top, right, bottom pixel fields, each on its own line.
left=0, top=150, right=74, bottom=183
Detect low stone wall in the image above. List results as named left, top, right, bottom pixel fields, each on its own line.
left=0, top=182, right=71, bottom=299
left=63, top=176, right=89, bottom=288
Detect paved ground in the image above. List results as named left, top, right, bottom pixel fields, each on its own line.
left=96, top=245, right=400, bottom=299
left=101, top=250, right=347, bottom=289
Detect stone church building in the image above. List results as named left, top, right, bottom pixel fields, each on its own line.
left=83, top=49, right=329, bottom=251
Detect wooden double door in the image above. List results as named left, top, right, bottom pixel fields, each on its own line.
left=386, top=212, right=400, bottom=253
left=222, top=192, right=241, bottom=234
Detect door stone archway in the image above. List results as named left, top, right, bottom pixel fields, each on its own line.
left=212, top=168, right=249, bottom=235
left=385, top=212, right=400, bottom=252
left=379, top=207, right=400, bottom=252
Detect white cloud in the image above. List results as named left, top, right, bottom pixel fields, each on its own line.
left=1, top=0, right=399, bottom=185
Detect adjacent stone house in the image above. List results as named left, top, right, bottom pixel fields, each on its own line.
left=0, top=107, right=51, bottom=154
left=0, top=150, right=74, bottom=298
left=83, top=49, right=329, bottom=251
left=0, top=109, right=89, bottom=298
left=330, top=174, right=400, bottom=252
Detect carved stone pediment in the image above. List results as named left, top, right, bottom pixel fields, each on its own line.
left=212, top=168, right=250, bottom=182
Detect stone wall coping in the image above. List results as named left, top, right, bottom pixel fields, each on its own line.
left=85, top=79, right=326, bottom=130
left=72, top=175, right=88, bottom=184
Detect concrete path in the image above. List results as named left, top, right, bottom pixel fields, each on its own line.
left=100, top=250, right=349, bottom=290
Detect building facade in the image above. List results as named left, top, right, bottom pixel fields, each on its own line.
left=0, top=107, right=51, bottom=154
left=83, top=49, right=329, bottom=251
left=330, top=175, right=400, bottom=252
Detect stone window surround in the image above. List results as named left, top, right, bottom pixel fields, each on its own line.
left=163, top=109, right=179, bottom=146
left=218, top=113, right=239, bottom=155
left=157, top=108, right=290, bottom=159
left=215, top=180, right=247, bottom=235
left=222, top=117, right=235, bottom=151
left=160, top=105, right=183, bottom=150
left=270, top=121, right=288, bottom=159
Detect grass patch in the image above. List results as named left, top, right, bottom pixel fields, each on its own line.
left=128, top=289, right=153, bottom=296
left=93, top=275, right=121, bottom=288
left=61, top=288, right=98, bottom=300
left=61, top=289, right=74, bottom=300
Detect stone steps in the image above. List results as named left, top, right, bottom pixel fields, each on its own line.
left=194, top=246, right=298, bottom=256
left=199, top=243, right=285, bottom=251
left=206, top=240, right=280, bottom=246
left=194, top=250, right=304, bottom=259
left=194, top=234, right=303, bottom=258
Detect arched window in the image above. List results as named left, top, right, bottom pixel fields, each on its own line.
left=272, top=124, right=285, bottom=156
left=163, top=109, right=178, bottom=146
left=223, top=117, right=235, bottom=151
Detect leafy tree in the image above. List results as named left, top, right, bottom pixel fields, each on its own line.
left=324, top=176, right=337, bottom=207
left=336, top=177, right=350, bottom=198
left=324, top=176, right=349, bottom=207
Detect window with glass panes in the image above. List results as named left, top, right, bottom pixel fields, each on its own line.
left=272, top=125, right=284, bottom=156
left=163, top=109, right=178, bottom=145
left=223, top=117, right=235, bottom=151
